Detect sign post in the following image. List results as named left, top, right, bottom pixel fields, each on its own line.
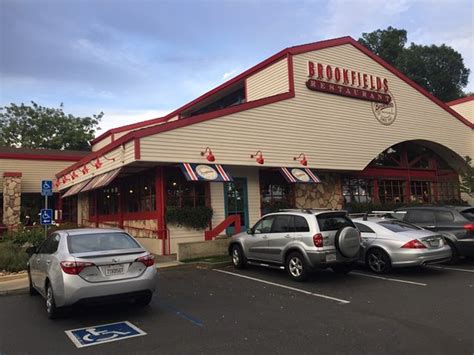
left=41, top=180, right=53, bottom=238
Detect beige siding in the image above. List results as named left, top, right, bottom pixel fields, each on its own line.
left=91, top=136, right=112, bottom=152
left=58, top=141, right=136, bottom=190
left=168, top=226, right=203, bottom=254
left=140, top=44, right=472, bottom=171
left=246, top=58, right=289, bottom=102
left=0, top=159, right=78, bottom=193
left=450, top=100, right=474, bottom=123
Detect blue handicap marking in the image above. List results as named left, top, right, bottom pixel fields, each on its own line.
left=65, top=321, right=146, bottom=348
left=40, top=209, right=53, bottom=225
left=41, top=179, right=53, bottom=196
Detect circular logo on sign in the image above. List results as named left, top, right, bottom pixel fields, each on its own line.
left=291, top=168, right=310, bottom=182
left=195, top=165, right=219, bottom=180
left=372, top=91, right=397, bottom=125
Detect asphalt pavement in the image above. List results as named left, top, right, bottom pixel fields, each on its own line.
left=0, top=260, right=473, bottom=355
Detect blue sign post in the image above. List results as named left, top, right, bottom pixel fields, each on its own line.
left=40, top=209, right=53, bottom=225
left=41, top=180, right=53, bottom=197
left=40, top=180, right=53, bottom=238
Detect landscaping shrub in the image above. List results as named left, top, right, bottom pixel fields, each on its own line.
left=165, top=206, right=213, bottom=230
left=5, top=226, right=45, bottom=247
left=0, top=241, right=28, bottom=272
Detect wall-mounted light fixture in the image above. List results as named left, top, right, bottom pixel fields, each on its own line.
left=200, top=147, right=216, bottom=162
left=293, top=153, right=308, bottom=166
left=251, top=150, right=265, bottom=165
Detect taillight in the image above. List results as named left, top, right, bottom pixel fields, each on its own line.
left=401, top=240, right=426, bottom=249
left=60, top=261, right=95, bottom=275
left=463, top=223, right=474, bottom=231
left=136, top=254, right=155, bottom=267
left=313, top=233, right=323, bottom=247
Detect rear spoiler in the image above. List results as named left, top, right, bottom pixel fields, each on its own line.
left=72, top=248, right=146, bottom=259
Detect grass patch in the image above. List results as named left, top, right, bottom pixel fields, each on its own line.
left=0, top=241, right=28, bottom=272
left=181, top=255, right=230, bottom=263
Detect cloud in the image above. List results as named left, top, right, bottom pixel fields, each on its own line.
left=94, top=109, right=172, bottom=133
left=222, top=69, right=239, bottom=80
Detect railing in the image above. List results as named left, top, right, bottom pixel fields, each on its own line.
left=204, top=214, right=241, bottom=241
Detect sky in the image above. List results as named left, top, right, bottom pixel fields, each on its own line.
left=1, top=0, right=473, bottom=136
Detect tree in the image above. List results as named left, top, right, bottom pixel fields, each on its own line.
left=358, top=27, right=470, bottom=102
left=460, top=156, right=474, bottom=195
left=358, top=26, right=407, bottom=65
left=0, top=102, right=103, bottom=151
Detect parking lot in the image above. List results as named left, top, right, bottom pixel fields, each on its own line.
left=1, top=260, right=473, bottom=355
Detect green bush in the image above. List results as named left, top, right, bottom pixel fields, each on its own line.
left=0, top=241, right=28, bottom=272
left=165, top=206, right=213, bottom=230
left=5, top=226, right=45, bottom=247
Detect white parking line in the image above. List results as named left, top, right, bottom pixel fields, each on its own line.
left=427, top=265, right=474, bottom=274
left=214, top=269, right=350, bottom=304
left=351, top=272, right=427, bottom=286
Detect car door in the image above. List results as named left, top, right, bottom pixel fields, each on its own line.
left=266, top=215, right=295, bottom=262
left=247, top=216, right=275, bottom=261
left=30, top=238, right=51, bottom=289
left=354, top=222, right=377, bottom=247
left=36, top=234, right=60, bottom=294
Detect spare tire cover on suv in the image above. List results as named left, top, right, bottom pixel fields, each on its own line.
left=335, top=226, right=360, bottom=258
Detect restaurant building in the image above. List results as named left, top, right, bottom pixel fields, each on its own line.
left=55, top=36, right=474, bottom=255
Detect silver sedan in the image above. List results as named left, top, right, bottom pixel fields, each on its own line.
left=353, top=218, right=452, bottom=274
left=27, top=228, right=157, bottom=318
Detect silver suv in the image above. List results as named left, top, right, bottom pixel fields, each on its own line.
left=229, top=210, right=361, bottom=281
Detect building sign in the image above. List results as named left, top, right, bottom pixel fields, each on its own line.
left=180, top=163, right=233, bottom=182
left=372, top=97, right=397, bottom=125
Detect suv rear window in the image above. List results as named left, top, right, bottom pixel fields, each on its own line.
left=405, top=210, right=435, bottom=223
left=316, top=214, right=355, bottom=231
left=460, top=208, right=474, bottom=222
left=68, top=232, right=141, bottom=253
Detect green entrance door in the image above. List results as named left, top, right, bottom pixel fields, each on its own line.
left=224, top=178, right=249, bottom=234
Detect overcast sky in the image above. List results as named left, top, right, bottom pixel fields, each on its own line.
left=1, top=0, right=473, bottom=135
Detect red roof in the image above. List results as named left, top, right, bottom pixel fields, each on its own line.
left=446, top=95, right=474, bottom=106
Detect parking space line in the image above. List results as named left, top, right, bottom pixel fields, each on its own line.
left=214, top=269, right=350, bottom=304
left=351, top=272, right=427, bottom=286
left=427, top=265, right=474, bottom=274
left=159, top=302, right=204, bottom=327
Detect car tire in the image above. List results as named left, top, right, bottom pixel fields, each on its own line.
left=230, top=245, right=247, bottom=269
left=366, top=248, right=391, bottom=274
left=286, top=252, right=308, bottom=282
left=28, top=270, right=38, bottom=296
left=136, top=294, right=153, bottom=307
left=45, top=282, right=60, bottom=319
left=331, top=263, right=355, bottom=275
left=445, top=240, right=459, bottom=264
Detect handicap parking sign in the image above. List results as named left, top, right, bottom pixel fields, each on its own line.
left=40, top=209, right=53, bottom=225
left=41, top=180, right=53, bottom=196
left=65, top=321, right=146, bottom=348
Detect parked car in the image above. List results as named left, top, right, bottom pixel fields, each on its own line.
left=229, top=210, right=361, bottom=281
left=391, top=206, right=474, bottom=262
left=353, top=218, right=452, bottom=274
left=27, top=228, right=157, bottom=319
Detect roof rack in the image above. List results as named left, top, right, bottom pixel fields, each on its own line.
left=278, top=208, right=344, bottom=214
left=349, top=211, right=395, bottom=221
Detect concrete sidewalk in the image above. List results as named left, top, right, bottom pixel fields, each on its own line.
left=0, top=276, right=28, bottom=295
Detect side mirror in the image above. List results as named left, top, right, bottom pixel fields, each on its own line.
left=26, top=246, right=37, bottom=256
left=247, top=228, right=254, bottom=235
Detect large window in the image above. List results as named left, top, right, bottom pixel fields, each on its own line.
left=438, top=181, right=459, bottom=202
left=342, top=178, right=373, bottom=203
left=260, top=170, right=294, bottom=214
left=124, top=172, right=156, bottom=213
left=410, top=181, right=432, bottom=203
left=166, top=168, right=208, bottom=208
left=98, top=186, right=120, bottom=215
left=62, top=195, right=78, bottom=223
left=379, top=180, right=405, bottom=204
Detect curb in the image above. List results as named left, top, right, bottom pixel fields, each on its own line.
left=0, top=273, right=28, bottom=282
left=0, top=287, right=29, bottom=296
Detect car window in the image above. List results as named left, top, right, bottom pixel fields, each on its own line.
left=38, top=234, right=60, bottom=254
left=378, top=220, right=421, bottom=232
left=405, top=210, right=435, bottom=224
left=391, top=211, right=407, bottom=220
left=435, top=211, right=454, bottom=223
left=68, top=232, right=141, bottom=253
left=354, top=222, right=375, bottom=233
left=460, top=208, right=474, bottom=222
left=254, top=216, right=274, bottom=234
left=294, top=216, right=310, bottom=232
left=317, top=213, right=355, bottom=231
left=271, top=215, right=293, bottom=233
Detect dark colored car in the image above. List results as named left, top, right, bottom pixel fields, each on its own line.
left=392, top=206, right=474, bottom=262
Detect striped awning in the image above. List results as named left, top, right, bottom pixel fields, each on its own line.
left=180, top=163, right=233, bottom=182
left=61, top=179, right=92, bottom=198
left=279, top=167, right=321, bottom=183
left=81, top=168, right=122, bottom=192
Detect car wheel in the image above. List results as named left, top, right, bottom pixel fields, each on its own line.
left=286, top=252, right=308, bottom=282
left=366, top=248, right=391, bottom=274
left=445, top=241, right=459, bottom=264
left=230, top=245, right=246, bottom=269
left=136, top=294, right=153, bottom=307
left=45, top=283, right=59, bottom=319
left=28, top=270, right=38, bottom=296
left=331, top=263, right=354, bottom=275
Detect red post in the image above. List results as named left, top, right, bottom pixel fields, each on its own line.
left=94, top=190, right=99, bottom=228
left=155, top=166, right=166, bottom=254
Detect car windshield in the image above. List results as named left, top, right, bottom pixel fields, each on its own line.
left=68, top=232, right=141, bottom=253
left=378, top=220, right=421, bottom=233
left=317, top=213, right=355, bottom=231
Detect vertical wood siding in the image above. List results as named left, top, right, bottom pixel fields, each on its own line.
left=246, top=58, right=289, bottom=102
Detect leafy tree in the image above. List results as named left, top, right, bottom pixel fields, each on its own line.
left=0, top=102, right=103, bottom=151
left=460, top=156, right=474, bottom=195
left=358, top=26, right=407, bottom=65
left=358, top=27, right=470, bottom=102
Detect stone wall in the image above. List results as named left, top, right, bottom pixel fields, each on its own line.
left=295, top=173, right=343, bottom=210
left=77, top=192, right=89, bottom=226
left=2, top=173, right=22, bottom=229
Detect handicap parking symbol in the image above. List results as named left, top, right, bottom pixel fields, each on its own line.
left=65, top=321, right=146, bottom=348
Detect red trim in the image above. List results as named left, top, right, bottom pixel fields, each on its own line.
left=204, top=214, right=241, bottom=240
left=3, top=172, right=22, bottom=177
left=446, top=95, right=474, bottom=106
left=287, top=53, right=295, bottom=93
left=0, top=153, right=85, bottom=161
left=111, top=133, right=115, bottom=142
left=134, top=138, right=141, bottom=160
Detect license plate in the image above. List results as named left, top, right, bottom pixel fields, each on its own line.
left=105, top=264, right=124, bottom=276
left=429, top=240, right=440, bottom=248
left=326, top=253, right=337, bottom=262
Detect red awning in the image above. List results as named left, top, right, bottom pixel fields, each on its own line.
left=81, top=168, right=122, bottom=193
left=279, top=167, right=321, bottom=183
left=61, top=179, right=92, bottom=198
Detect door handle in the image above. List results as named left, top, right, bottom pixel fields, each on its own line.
left=262, top=235, right=268, bottom=239
left=45, top=260, right=51, bottom=265
left=284, top=234, right=292, bottom=238
left=36, top=258, right=41, bottom=263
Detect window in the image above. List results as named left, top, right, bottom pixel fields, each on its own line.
left=62, top=196, right=77, bottom=223
left=271, top=215, right=293, bottom=233
left=354, top=222, right=375, bottom=233
left=68, top=232, right=141, bottom=253
left=294, top=216, right=310, bottom=232
left=260, top=170, right=294, bottom=214
left=254, top=216, right=274, bottom=234
left=342, top=178, right=374, bottom=203
left=435, top=211, right=454, bottom=223
left=379, top=180, right=405, bottom=204
left=405, top=210, right=435, bottom=224
left=438, top=181, right=459, bottom=202
left=124, top=172, right=156, bottom=213
left=88, top=192, right=96, bottom=217
left=38, top=234, right=60, bottom=254
left=410, top=181, right=432, bottom=203
left=316, top=213, right=355, bottom=231
left=183, top=86, right=245, bottom=118
left=166, top=168, right=208, bottom=208
left=98, top=186, right=119, bottom=215
left=371, top=145, right=402, bottom=167
left=460, top=208, right=474, bottom=222
left=378, top=220, right=421, bottom=232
